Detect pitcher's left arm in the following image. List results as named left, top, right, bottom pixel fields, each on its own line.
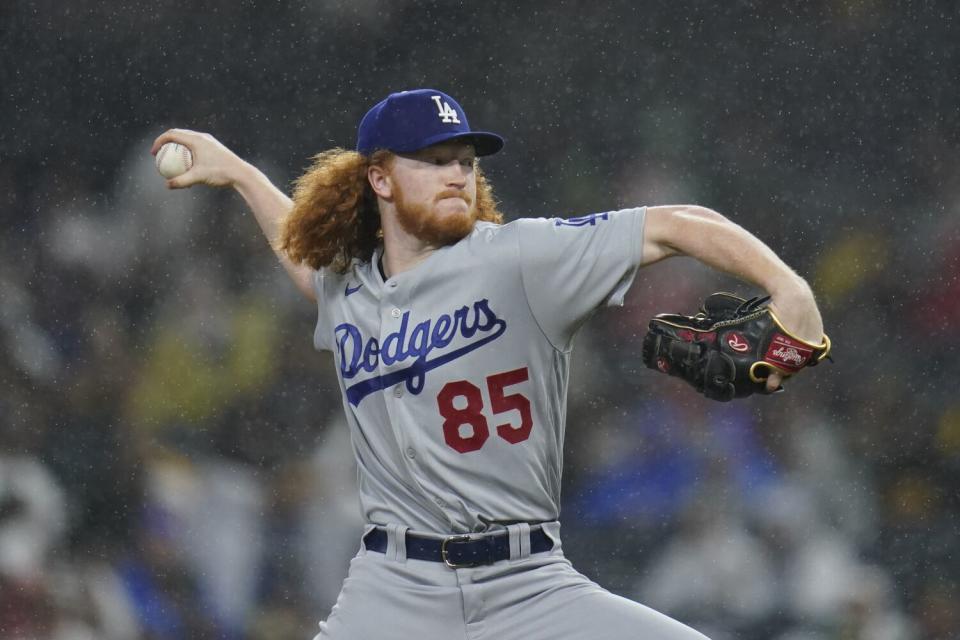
left=641, top=205, right=824, bottom=392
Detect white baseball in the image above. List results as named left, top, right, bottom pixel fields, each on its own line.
left=155, top=142, right=194, bottom=179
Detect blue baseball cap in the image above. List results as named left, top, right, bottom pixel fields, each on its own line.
left=356, top=89, right=504, bottom=157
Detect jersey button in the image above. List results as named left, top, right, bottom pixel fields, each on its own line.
left=393, top=385, right=403, bottom=398
left=387, top=281, right=398, bottom=289
left=390, top=308, right=401, bottom=318
left=434, top=497, right=446, bottom=508
left=406, top=448, right=416, bottom=459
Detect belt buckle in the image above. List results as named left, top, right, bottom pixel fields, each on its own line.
left=441, top=535, right=476, bottom=569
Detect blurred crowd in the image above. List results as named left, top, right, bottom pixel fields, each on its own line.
left=2, top=1, right=958, bottom=639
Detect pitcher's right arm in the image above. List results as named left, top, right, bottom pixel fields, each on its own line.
left=151, top=129, right=316, bottom=301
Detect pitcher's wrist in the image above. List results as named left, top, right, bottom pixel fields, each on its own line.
left=231, top=160, right=265, bottom=192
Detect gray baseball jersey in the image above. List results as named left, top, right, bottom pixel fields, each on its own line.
left=312, top=207, right=646, bottom=534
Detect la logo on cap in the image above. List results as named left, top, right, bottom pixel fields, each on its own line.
left=355, top=88, right=504, bottom=156
left=431, top=95, right=460, bottom=124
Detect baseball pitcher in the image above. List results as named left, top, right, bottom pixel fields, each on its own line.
left=151, top=89, right=828, bottom=639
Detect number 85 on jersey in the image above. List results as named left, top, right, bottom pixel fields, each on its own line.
left=436, top=366, right=532, bottom=453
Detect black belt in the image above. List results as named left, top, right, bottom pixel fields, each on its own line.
left=363, top=526, right=554, bottom=568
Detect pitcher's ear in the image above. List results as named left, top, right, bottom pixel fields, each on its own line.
left=368, top=164, right=392, bottom=199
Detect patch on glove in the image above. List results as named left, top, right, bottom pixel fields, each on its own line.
left=641, top=292, right=832, bottom=401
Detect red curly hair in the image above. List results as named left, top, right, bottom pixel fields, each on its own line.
left=279, top=148, right=503, bottom=273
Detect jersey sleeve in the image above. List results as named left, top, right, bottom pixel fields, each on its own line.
left=517, top=207, right=646, bottom=351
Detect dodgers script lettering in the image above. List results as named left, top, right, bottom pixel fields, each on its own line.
left=335, top=299, right=507, bottom=406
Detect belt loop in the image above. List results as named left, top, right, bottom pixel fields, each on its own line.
left=507, top=525, right=520, bottom=560
left=518, top=522, right=531, bottom=558
left=506, top=523, right=531, bottom=560
left=385, top=524, right=409, bottom=562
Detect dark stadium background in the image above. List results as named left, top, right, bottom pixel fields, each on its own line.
left=2, top=2, right=957, bottom=638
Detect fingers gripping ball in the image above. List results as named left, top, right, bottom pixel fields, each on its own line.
left=641, top=292, right=832, bottom=401
left=155, top=142, right=193, bottom=179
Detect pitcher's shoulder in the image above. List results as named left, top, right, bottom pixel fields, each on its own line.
left=468, top=217, right=553, bottom=243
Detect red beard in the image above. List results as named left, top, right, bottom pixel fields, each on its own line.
left=393, top=184, right=477, bottom=246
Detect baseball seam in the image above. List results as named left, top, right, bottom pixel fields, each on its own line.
left=156, top=144, right=169, bottom=170
left=179, top=143, right=192, bottom=171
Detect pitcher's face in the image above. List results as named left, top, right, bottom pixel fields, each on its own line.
left=387, top=141, right=478, bottom=245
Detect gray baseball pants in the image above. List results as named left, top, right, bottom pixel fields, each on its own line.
left=313, top=522, right=710, bottom=640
